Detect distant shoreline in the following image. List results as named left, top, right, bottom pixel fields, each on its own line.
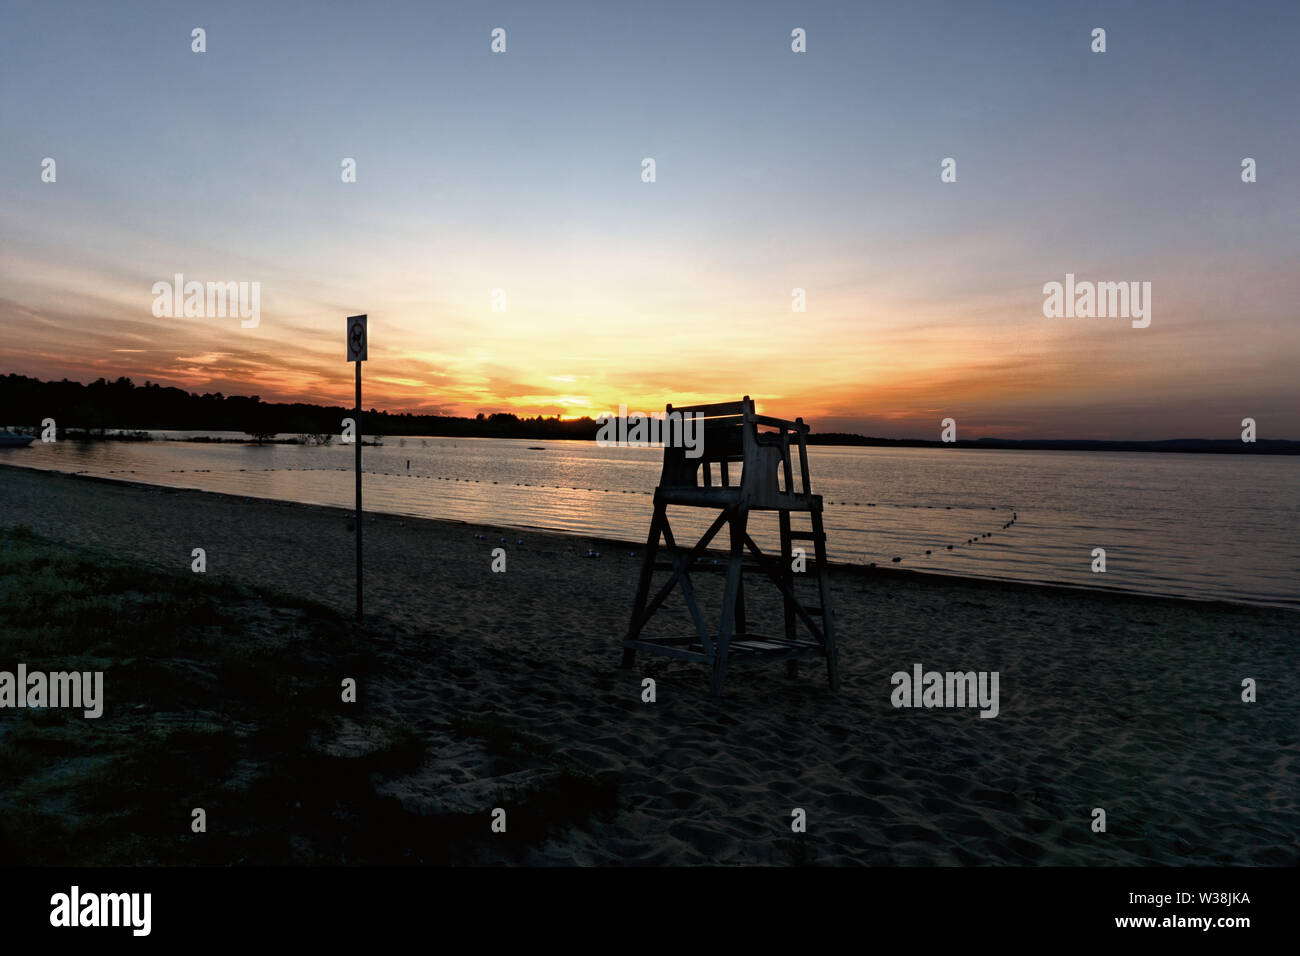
left=3, top=374, right=1296, bottom=453
left=7, top=427, right=1300, bottom=456
left=806, top=434, right=1300, bottom=454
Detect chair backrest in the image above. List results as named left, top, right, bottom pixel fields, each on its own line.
left=658, top=396, right=813, bottom=504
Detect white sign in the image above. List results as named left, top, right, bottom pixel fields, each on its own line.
left=346, top=314, right=368, bottom=362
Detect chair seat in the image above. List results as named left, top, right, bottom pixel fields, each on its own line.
left=656, top=485, right=822, bottom=511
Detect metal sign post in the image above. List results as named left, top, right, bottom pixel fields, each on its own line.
left=347, top=314, right=368, bottom=622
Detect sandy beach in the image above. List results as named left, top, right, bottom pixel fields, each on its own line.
left=3, top=463, right=1297, bottom=866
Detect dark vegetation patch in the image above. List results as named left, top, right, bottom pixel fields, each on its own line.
left=0, top=525, right=615, bottom=864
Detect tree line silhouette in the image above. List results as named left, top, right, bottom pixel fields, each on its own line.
left=2, top=374, right=1294, bottom=452
left=0, top=374, right=600, bottom=441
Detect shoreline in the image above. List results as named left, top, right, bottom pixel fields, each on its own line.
left=4, top=462, right=1295, bottom=615
left=3, top=462, right=1297, bottom=865
left=6, top=421, right=1300, bottom=455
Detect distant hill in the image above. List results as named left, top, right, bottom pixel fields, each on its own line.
left=806, top=433, right=1300, bottom=454
left=2, top=375, right=1294, bottom=452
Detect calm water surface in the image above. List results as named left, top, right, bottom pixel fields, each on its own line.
left=4, top=434, right=1297, bottom=608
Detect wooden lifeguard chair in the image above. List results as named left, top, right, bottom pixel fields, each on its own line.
left=621, top=397, right=839, bottom=696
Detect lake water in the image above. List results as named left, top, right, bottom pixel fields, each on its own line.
left=4, top=434, right=1297, bottom=608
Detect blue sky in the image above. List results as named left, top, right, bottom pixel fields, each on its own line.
left=2, top=0, right=1297, bottom=438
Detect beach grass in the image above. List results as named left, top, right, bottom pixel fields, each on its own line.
left=0, top=525, right=616, bottom=865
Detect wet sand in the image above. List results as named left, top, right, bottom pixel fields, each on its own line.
left=5, top=464, right=1298, bottom=865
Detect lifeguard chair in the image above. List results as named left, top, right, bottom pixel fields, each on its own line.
left=621, top=397, right=839, bottom=696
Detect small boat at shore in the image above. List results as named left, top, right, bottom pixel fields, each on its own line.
left=0, top=431, right=35, bottom=448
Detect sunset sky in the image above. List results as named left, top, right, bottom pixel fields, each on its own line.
left=2, top=0, right=1297, bottom=439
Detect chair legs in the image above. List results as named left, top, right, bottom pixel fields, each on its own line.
left=623, top=497, right=666, bottom=669
left=811, top=505, right=839, bottom=692
left=624, top=500, right=837, bottom=697
left=709, top=508, right=748, bottom=697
